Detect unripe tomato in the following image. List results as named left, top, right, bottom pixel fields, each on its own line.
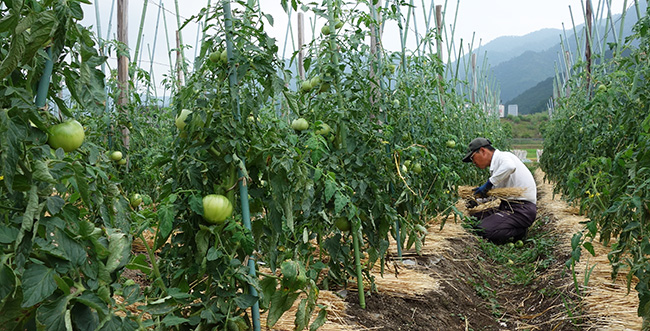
left=412, top=162, right=422, bottom=174
left=117, top=159, right=127, bottom=165
left=175, top=109, right=192, bottom=130
left=220, top=49, right=228, bottom=63
left=321, top=25, right=331, bottom=35
left=47, top=120, right=85, bottom=152
left=110, top=151, right=123, bottom=161
left=291, top=118, right=309, bottom=131
left=209, top=51, right=221, bottom=63
left=446, top=140, right=456, bottom=148
left=315, top=123, right=331, bottom=135
left=130, top=193, right=142, bottom=208
left=202, top=194, right=233, bottom=224
left=300, top=80, right=312, bottom=92
left=335, top=217, right=351, bottom=231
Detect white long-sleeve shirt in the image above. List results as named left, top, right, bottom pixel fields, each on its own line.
left=488, top=150, right=537, bottom=204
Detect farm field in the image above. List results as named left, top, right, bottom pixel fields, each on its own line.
left=2, top=1, right=649, bottom=330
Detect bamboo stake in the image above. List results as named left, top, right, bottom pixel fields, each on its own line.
left=161, top=2, right=175, bottom=93
left=134, top=0, right=148, bottom=66
left=615, top=0, right=629, bottom=56
left=297, top=12, right=305, bottom=80
left=176, top=31, right=182, bottom=89
left=146, top=1, right=163, bottom=103
left=222, top=2, right=261, bottom=330
left=117, top=0, right=130, bottom=150
left=173, top=0, right=186, bottom=76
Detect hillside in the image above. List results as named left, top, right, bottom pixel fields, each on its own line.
left=506, top=76, right=555, bottom=115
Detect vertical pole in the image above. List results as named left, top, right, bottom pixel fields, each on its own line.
left=35, top=48, right=54, bottom=109
left=222, top=2, right=261, bottom=330
left=298, top=13, right=305, bottom=80
left=146, top=1, right=163, bottom=103
left=174, top=0, right=186, bottom=76
left=176, top=31, right=183, bottom=90
left=161, top=2, right=175, bottom=93
left=117, top=0, right=130, bottom=150
left=585, top=0, right=593, bottom=87
left=434, top=5, right=445, bottom=106
left=471, top=53, right=477, bottom=104
left=134, top=0, right=149, bottom=66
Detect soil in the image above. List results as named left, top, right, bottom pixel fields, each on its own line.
left=343, top=187, right=587, bottom=330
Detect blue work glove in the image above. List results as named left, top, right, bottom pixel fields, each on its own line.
left=473, top=180, right=493, bottom=198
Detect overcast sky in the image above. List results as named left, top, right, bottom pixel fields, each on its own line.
left=79, top=0, right=632, bottom=94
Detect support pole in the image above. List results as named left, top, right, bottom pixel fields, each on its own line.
left=298, top=13, right=305, bottom=80
left=223, top=2, right=261, bottom=330
left=117, top=0, right=130, bottom=150
left=35, top=48, right=54, bottom=109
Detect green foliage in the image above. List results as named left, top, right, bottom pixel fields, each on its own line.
left=1, top=1, right=511, bottom=330
left=501, top=112, right=549, bottom=139
left=542, top=4, right=650, bottom=324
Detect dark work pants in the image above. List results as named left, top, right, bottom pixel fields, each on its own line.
left=469, top=200, right=537, bottom=244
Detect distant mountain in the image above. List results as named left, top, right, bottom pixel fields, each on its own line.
left=506, top=76, right=554, bottom=115
left=457, top=2, right=645, bottom=114
left=475, top=29, right=563, bottom=67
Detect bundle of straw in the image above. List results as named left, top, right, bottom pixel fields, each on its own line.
left=458, top=186, right=526, bottom=200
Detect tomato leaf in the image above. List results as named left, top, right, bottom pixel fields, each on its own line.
left=125, top=254, right=152, bottom=276
left=105, top=230, right=130, bottom=273
left=0, top=264, right=15, bottom=301
left=75, top=291, right=109, bottom=319
left=234, top=293, right=258, bottom=309
left=46, top=195, right=65, bottom=215
left=309, top=307, right=328, bottom=331
left=324, top=179, right=336, bottom=202
left=21, top=263, right=57, bottom=307
left=161, top=314, right=189, bottom=327
left=33, top=160, right=57, bottom=184
left=35, top=294, right=71, bottom=331
left=0, top=224, right=19, bottom=244
left=15, top=186, right=38, bottom=250
left=334, top=191, right=349, bottom=214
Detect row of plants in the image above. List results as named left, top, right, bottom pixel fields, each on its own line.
left=0, top=0, right=509, bottom=330
left=540, top=4, right=650, bottom=328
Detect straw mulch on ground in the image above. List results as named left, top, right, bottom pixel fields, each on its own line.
left=535, top=168, right=642, bottom=330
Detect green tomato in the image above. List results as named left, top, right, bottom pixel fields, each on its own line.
left=446, top=140, right=456, bottom=148
left=220, top=49, right=228, bottom=63
left=310, top=76, right=321, bottom=87
left=117, top=158, right=127, bottom=166
left=321, top=25, right=331, bottom=35
left=403, top=160, right=412, bottom=168
left=388, top=64, right=396, bottom=74
left=291, top=118, right=309, bottom=131
left=335, top=217, right=351, bottom=231
left=47, top=120, right=85, bottom=152
left=412, top=162, right=422, bottom=174
left=130, top=193, right=142, bottom=208
left=515, top=240, right=524, bottom=248
left=175, top=109, right=192, bottom=130
left=110, top=151, right=123, bottom=161
left=300, top=80, right=312, bottom=93
left=209, top=51, right=221, bottom=63
left=335, top=19, right=343, bottom=29
left=315, top=122, right=331, bottom=135
left=202, top=194, right=233, bottom=224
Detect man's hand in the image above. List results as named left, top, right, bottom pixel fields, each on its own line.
left=465, top=199, right=479, bottom=209
left=473, top=180, right=493, bottom=198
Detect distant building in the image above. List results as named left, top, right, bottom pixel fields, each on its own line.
left=508, top=104, right=518, bottom=116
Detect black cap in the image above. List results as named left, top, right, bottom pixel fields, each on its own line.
left=462, top=137, right=492, bottom=163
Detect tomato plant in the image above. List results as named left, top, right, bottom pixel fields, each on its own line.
left=541, top=5, right=650, bottom=325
